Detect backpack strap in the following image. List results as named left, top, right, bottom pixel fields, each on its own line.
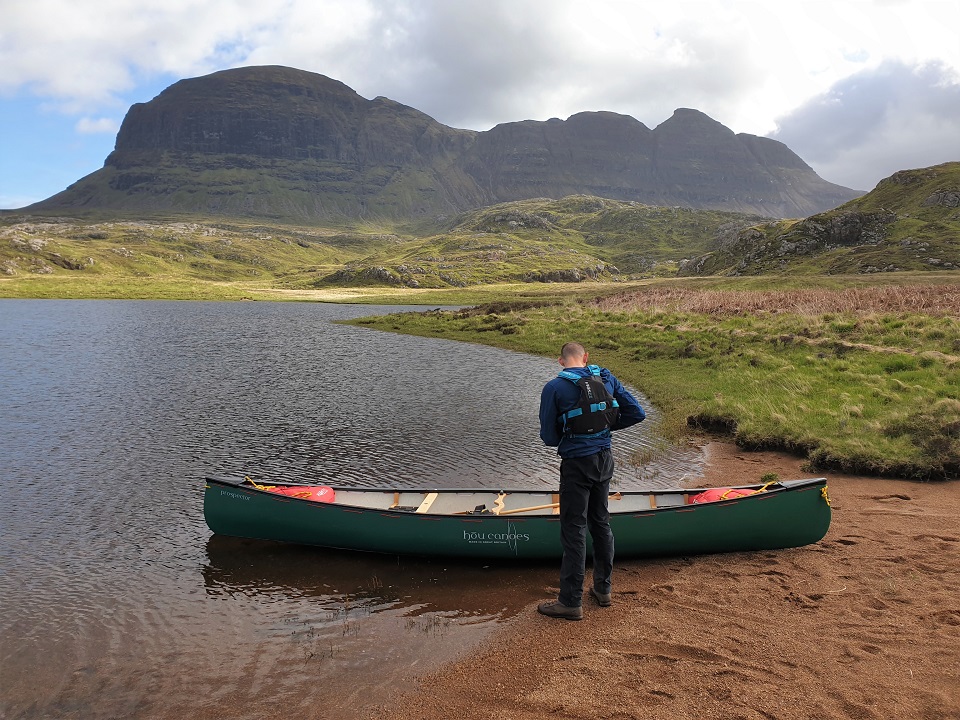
left=557, top=365, right=602, bottom=382
left=557, top=371, right=585, bottom=421
left=557, top=367, right=620, bottom=426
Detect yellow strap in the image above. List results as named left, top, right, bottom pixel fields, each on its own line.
left=719, top=480, right=778, bottom=500
left=821, top=486, right=831, bottom=506
left=243, top=475, right=276, bottom=491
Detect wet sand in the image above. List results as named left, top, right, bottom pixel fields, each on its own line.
left=374, top=443, right=960, bottom=720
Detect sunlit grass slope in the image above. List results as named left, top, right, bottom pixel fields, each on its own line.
left=351, top=277, right=960, bottom=480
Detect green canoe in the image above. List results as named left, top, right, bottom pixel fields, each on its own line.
left=203, top=475, right=832, bottom=559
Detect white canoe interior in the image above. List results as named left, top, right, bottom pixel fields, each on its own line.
left=323, top=488, right=695, bottom=516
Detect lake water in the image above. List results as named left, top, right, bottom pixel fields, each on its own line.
left=0, top=299, right=702, bottom=719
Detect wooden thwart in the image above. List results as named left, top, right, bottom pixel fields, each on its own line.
left=416, top=492, right=439, bottom=513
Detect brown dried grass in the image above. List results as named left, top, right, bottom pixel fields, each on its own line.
left=594, top=284, right=960, bottom=317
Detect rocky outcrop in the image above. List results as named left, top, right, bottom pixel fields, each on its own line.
left=29, top=66, right=861, bottom=220
left=679, top=163, right=960, bottom=276
left=923, top=191, right=960, bottom=208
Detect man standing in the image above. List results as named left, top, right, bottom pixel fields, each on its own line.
left=537, top=342, right=645, bottom=620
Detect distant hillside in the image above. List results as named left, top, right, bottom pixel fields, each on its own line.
left=24, top=65, right=859, bottom=221
left=679, top=162, right=960, bottom=276
left=317, top=196, right=768, bottom=288
left=0, top=196, right=764, bottom=289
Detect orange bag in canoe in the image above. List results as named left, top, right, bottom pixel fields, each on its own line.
left=690, top=487, right=756, bottom=504
left=266, top=485, right=336, bottom=503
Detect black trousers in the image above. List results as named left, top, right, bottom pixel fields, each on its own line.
left=558, top=448, right=615, bottom=607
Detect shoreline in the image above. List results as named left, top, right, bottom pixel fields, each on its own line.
left=373, top=442, right=960, bottom=720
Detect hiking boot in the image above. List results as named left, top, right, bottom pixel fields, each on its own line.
left=589, top=587, right=612, bottom=607
left=537, top=600, right=583, bottom=620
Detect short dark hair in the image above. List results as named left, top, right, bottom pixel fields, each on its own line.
left=560, top=342, right=586, bottom=360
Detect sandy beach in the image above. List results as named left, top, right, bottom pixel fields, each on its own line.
left=375, top=443, right=960, bottom=720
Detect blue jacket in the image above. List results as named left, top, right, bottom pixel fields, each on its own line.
left=539, top=365, right=646, bottom=458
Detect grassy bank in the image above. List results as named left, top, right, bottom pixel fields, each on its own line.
left=350, top=278, right=960, bottom=480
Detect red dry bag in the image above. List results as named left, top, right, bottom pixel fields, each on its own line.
left=690, top=487, right=756, bottom=504
left=266, top=485, right=336, bottom=503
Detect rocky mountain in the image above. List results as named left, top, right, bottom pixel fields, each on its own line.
left=679, top=162, right=960, bottom=276
left=27, top=65, right=860, bottom=221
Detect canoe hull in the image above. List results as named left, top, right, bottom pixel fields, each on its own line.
left=203, top=477, right=832, bottom=560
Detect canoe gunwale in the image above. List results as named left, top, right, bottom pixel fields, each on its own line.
left=208, top=475, right=825, bottom=494
left=204, top=475, right=829, bottom=518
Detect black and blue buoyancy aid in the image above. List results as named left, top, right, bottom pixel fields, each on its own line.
left=558, top=365, right=620, bottom=436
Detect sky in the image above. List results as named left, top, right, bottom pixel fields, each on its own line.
left=2, top=0, right=959, bottom=209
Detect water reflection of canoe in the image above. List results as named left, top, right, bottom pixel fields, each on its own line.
left=204, top=475, right=831, bottom=559
left=202, top=535, right=553, bottom=617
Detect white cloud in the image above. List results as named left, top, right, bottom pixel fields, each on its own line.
left=76, top=117, right=120, bottom=134
left=0, top=0, right=282, bottom=109
left=2, top=0, right=959, bottom=191
left=771, top=61, right=960, bottom=189
left=3, top=0, right=958, bottom=123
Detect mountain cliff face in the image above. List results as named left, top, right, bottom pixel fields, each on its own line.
left=30, top=65, right=860, bottom=220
